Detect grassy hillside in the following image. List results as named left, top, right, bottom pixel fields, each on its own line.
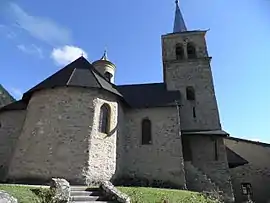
left=117, top=187, right=217, bottom=203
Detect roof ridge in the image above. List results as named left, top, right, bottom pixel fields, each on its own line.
left=117, top=82, right=164, bottom=87
left=88, top=64, right=104, bottom=88
left=226, top=136, right=270, bottom=147
left=66, top=68, right=77, bottom=86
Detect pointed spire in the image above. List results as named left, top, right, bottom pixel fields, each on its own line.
left=101, top=49, right=108, bottom=61
left=173, top=0, right=187, bottom=33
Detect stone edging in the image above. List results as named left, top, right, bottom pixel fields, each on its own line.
left=100, top=181, right=131, bottom=203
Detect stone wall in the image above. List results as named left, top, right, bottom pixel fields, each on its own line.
left=0, top=110, right=25, bottom=181
left=112, top=104, right=126, bottom=182
left=86, top=95, right=119, bottom=184
left=120, top=106, right=186, bottom=188
left=225, top=138, right=270, bottom=203
left=162, top=32, right=221, bottom=131
left=162, top=32, right=209, bottom=61
left=184, top=135, right=234, bottom=202
left=7, top=87, right=119, bottom=185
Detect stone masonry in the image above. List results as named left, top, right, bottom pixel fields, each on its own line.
left=7, top=87, right=119, bottom=185
left=0, top=110, right=26, bottom=180
left=122, top=107, right=186, bottom=188
left=162, top=32, right=221, bottom=131
left=0, top=3, right=239, bottom=202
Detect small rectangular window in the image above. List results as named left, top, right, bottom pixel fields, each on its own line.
left=142, top=118, right=152, bottom=145
left=192, top=107, right=196, bottom=118
left=186, top=86, right=195, bottom=101
left=241, top=183, right=252, bottom=195
left=214, top=140, right=218, bottom=161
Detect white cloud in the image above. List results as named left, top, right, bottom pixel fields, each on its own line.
left=7, top=2, right=72, bottom=45
left=51, top=45, right=88, bottom=66
left=17, top=44, right=44, bottom=58
left=9, top=87, right=23, bottom=99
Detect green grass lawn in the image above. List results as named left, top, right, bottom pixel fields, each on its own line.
left=117, top=187, right=217, bottom=203
left=0, top=184, right=50, bottom=203
left=0, top=184, right=216, bottom=203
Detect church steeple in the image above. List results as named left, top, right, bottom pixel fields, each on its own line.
left=173, top=0, right=187, bottom=33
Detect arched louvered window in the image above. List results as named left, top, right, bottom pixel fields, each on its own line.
left=186, top=86, right=195, bottom=101
left=99, top=103, right=111, bottom=134
left=104, top=72, right=112, bottom=82
left=175, top=44, right=184, bottom=60
left=187, top=43, right=197, bottom=59
left=142, top=118, right=152, bottom=145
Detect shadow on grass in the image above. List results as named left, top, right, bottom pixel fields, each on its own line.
left=30, top=188, right=54, bottom=203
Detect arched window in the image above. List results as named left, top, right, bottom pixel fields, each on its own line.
left=99, top=103, right=111, bottom=134
left=104, top=72, right=112, bottom=82
left=175, top=44, right=184, bottom=60
left=187, top=43, right=197, bottom=59
left=141, top=118, right=152, bottom=145
left=186, top=86, right=195, bottom=101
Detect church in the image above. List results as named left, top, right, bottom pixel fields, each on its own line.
left=0, top=1, right=269, bottom=203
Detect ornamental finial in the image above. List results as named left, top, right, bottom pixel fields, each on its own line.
left=101, top=48, right=108, bottom=61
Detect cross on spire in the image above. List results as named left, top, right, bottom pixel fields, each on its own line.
left=101, top=48, right=108, bottom=61
left=173, top=0, right=187, bottom=33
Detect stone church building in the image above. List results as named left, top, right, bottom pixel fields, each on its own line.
left=0, top=2, right=269, bottom=203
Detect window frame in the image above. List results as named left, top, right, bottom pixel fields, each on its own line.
left=104, top=72, right=113, bottom=82
left=187, top=42, right=197, bottom=59
left=98, top=103, right=111, bottom=134
left=192, top=107, right=196, bottom=118
left=241, top=183, right=252, bottom=196
left=175, top=44, right=185, bottom=60
left=141, top=118, right=152, bottom=145
left=214, top=140, right=218, bottom=161
left=186, top=86, right=195, bottom=101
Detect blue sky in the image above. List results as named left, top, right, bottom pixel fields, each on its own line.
left=0, top=0, right=269, bottom=142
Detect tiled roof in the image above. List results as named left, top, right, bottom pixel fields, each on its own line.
left=0, top=100, right=27, bottom=112
left=226, top=137, right=270, bottom=148
left=0, top=57, right=181, bottom=112
left=117, top=83, right=181, bottom=108
left=22, top=56, right=123, bottom=100
left=182, top=130, right=229, bottom=137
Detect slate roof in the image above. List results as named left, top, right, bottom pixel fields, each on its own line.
left=0, top=100, right=27, bottom=112
left=226, top=147, right=249, bottom=168
left=116, top=83, right=181, bottom=108
left=0, top=57, right=181, bottom=112
left=182, top=129, right=229, bottom=137
left=174, top=0, right=187, bottom=33
left=226, top=136, right=270, bottom=148
left=23, top=57, right=123, bottom=100
left=0, top=85, right=15, bottom=108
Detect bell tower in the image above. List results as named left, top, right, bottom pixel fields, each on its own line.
left=162, top=0, right=221, bottom=131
